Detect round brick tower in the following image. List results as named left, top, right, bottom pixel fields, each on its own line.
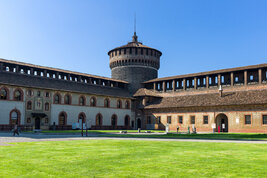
left=108, top=33, right=162, bottom=94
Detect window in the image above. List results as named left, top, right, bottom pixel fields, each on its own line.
left=245, top=115, right=251, bottom=125
left=167, top=116, right=172, bottom=124
left=45, top=102, right=49, bottom=111
left=45, top=92, right=50, bottom=98
left=79, top=96, right=86, bottom=106
left=0, top=88, right=8, bottom=100
left=26, top=89, right=33, bottom=97
left=96, top=113, right=102, bottom=126
left=125, top=115, right=130, bottom=126
left=45, top=118, right=49, bottom=124
left=178, top=116, right=183, bottom=124
left=90, top=97, right=96, bottom=106
left=147, top=116, right=151, bottom=124
left=27, top=101, right=32, bottom=110
left=54, top=94, right=61, bottom=104
left=104, top=98, right=110, bottom=108
left=117, top=100, right=122, bottom=108
left=157, top=116, right=161, bottom=124
left=10, top=110, right=19, bottom=125
left=14, top=89, right=23, bottom=101
left=27, top=117, right=31, bottom=123
left=64, top=94, right=71, bottom=105
left=125, top=100, right=130, bottom=109
left=59, top=112, right=66, bottom=126
left=190, top=116, right=195, bottom=124
left=37, top=91, right=41, bottom=97
left=262, top=115, right=267, bottom=125
left=203, top=116, right=208, bottom=124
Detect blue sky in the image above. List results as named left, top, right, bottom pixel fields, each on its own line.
left=0, top=0, right=266, bottom=78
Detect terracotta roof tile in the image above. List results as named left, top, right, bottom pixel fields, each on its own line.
left=145, top=89, right=267, bottom=109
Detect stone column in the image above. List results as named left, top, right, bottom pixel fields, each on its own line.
left=162, top=81, right=166, bottom=92
left=153, top=82, right=156, bottom=91
left=206, top=76, right=209, bottom=88
left=230, top=72, right=234, bottom=86
left=56, top=72, right=59, bottom=79
left=194, top=77, right=197, bottom=89
left=30, top=68, right=34, bottom=75
left=43, top=70, right=47, bottom=77
left=244, top=70, right=247, bottom=86
left=183, top=79, right=186, bottom=90
left=259, top=69, right=262, bottom=84
left=172, top=80, right=176, bottom=92
left=218, top=74, right=221, bottom=87
left=16, top=66, right=19, bottom=73
left=0, top=63, right=3, bottom=71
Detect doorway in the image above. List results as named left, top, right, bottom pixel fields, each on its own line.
left=215, top=113, right=228, bottom=132
left=35, top=117, right=41, bottom=130
left=137, top=118, right=141, bottom=129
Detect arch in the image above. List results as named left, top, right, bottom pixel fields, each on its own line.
left=111, top=114, right=117, bottom=127
left=117, top=99, right=122, bottom=108
left=125, top=100, right=130, bottom=109
left=58, top=111, right=67, bottom=126
left=90, top=96, right=97, bottom=106
left=104, top=98, right=110, bottom=108
left=54, top=93, right=61, bottom=104
left=124, top=115, right=130, bottom=127
left=64, top=94, right=71, bottom=105
left=26, top=101, right=32, bottom=110
left=79, top=95, right=86, bottom=106
left=9, top=109, right=21, bottom=125
left=13, top=88, right=23, bottom=101
left=78, top=112, right=86, bottom=123
left=215, top=113, right=229, bottom=132
left=0, top=87, right=9, bottom=100
left=95, top=113, right=102, bottom=126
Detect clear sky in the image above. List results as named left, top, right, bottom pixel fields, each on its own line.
left=0, top=0, right=266, bottom=78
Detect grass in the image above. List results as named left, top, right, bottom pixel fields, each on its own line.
left=101, top=133, right=267, bottom=141
left=32, top=130, right=267, bottom=140
left=0, top=140, right=266, bottom=177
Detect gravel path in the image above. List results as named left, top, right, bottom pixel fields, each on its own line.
left=0, top=132, right=266, bottom=146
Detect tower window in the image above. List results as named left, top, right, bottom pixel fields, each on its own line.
left=129, top=48, right=132, bottom=54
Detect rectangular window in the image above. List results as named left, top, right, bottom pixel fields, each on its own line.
left=245, top=115, right=251, bottom=125
left=167, top=116, right=172, bottom=124
left=157, top=116, right=161, bottom=124
left=178, top=116, right=183, bottom=124
left=263, top=115, right=267, bottom=125
left=190, top=116, right=195, bottom=124
left=203, top=116, right=208, bottom=124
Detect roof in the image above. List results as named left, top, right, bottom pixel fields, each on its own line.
left=107, top=33, right=162, bottom=55
left=0, top=71, right=132, bottom=98
left=0, top=58, right=128, bottom=84
left=133, top=88, right=161, bottom=97
left=144, top=89, right=267, bottom=109
left=144, top=63, right=267, bottom=83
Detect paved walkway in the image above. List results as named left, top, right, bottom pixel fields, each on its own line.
left=0, top=132, right=266, bottom=146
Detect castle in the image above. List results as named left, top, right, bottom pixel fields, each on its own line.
left=0, top=32, right=266, bottom=133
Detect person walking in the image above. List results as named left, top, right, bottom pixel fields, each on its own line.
left=13, top=123, right=19, bottom=136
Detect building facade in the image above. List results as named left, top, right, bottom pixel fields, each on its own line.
left=0, top=33, right=266, bottom=133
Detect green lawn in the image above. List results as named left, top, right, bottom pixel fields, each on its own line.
left=0, top=140, right=266, bottom=177
left=101, top=133, right=267, bottom=140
